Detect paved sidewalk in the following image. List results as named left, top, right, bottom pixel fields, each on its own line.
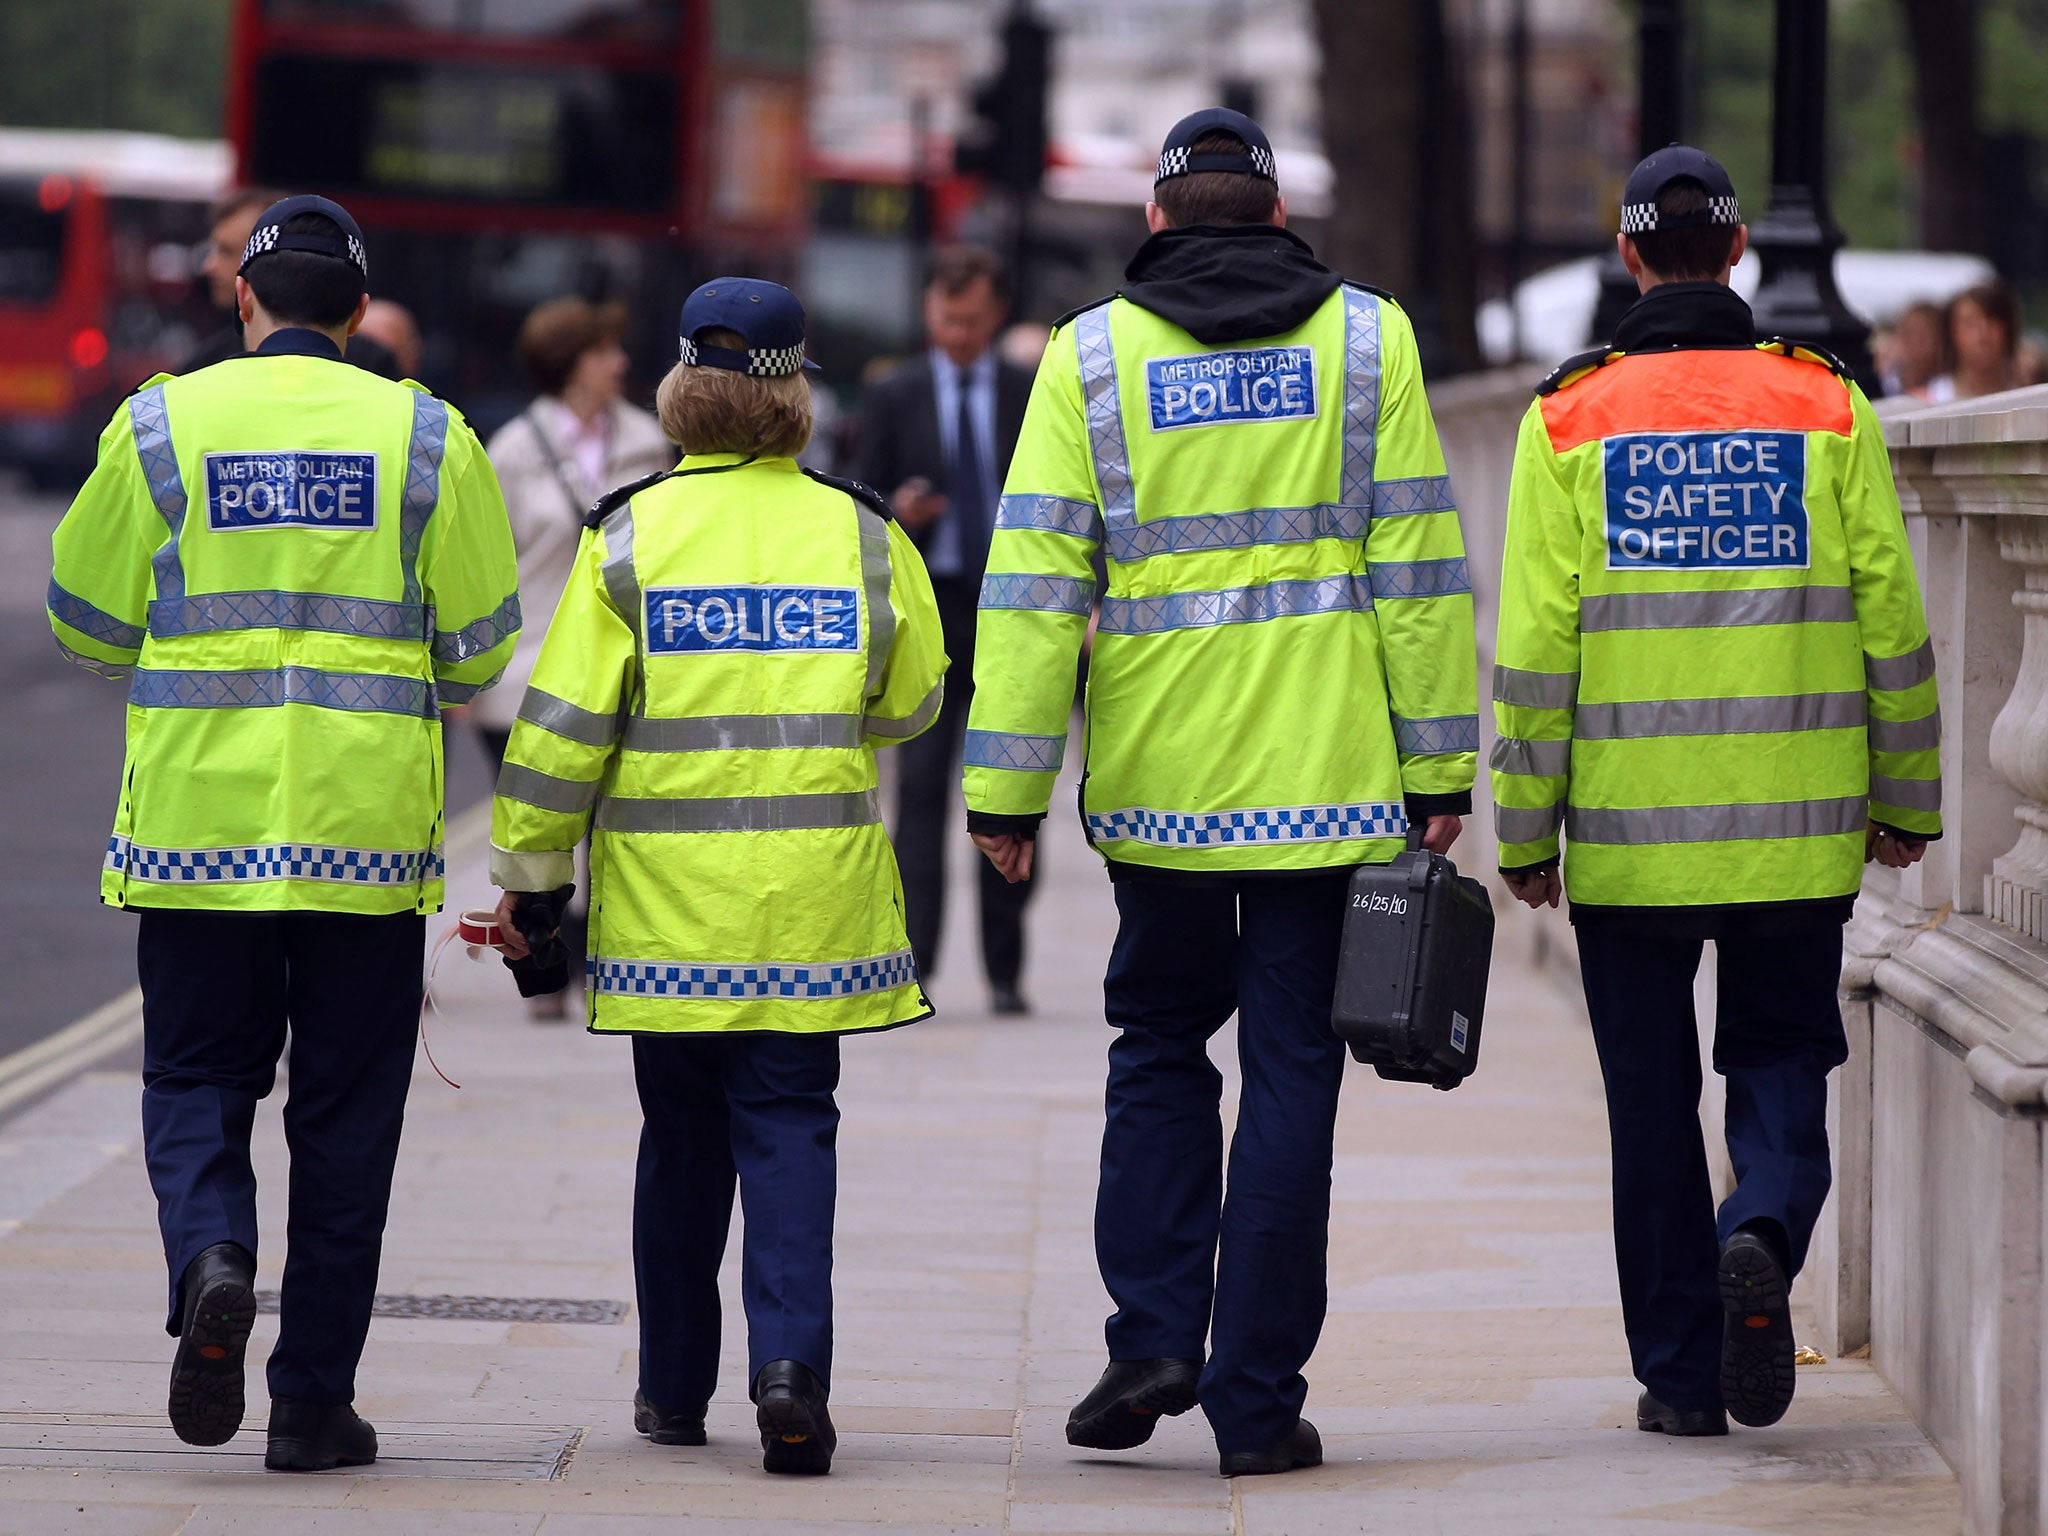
left=0, top=793, right=1961, bottom=1534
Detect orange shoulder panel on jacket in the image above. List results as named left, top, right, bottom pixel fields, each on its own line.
left=1539, top=349, right=1853, bottom=455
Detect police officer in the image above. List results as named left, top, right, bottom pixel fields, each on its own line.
left=963, top=110, right=1478, bottom=1475
left=489, top=279, right=946, bottom=1476
left=48, top=195, right=520, bottom=1468
left=1491, top=147, right=1942, bottom=1436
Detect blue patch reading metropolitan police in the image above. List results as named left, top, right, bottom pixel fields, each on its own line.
left=205, top=452, right=378, bottom=531
left=1146, top=346, right=1318, bottom=433
left=1604, top=431, right=1809, bottom=571
left=645, top=586, right=860, bottom=655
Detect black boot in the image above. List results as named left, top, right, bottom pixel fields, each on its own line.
left=755, top=1359, right=835, bottom=1475
left=167, top=1242, right=256, bottom=1447
left=1637, top=1390, right=1729, bottom=1436
left=1066, top=1358, right=1203, bottom=1450
left=634, top=1389, right=707, bottom=1447
left=265, top=1398, right=378, bottom=1471
left=1218, top=1418, right=1322, bottom=1477
left=1719, top=1226, right=1796, bottom=1427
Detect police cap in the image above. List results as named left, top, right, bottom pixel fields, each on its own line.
left=1619, top=145, right=1741, bottom=235
left=678, top=277, right=820, bottom=376
left=238, top=194, right=370, bottom=281
left=1155, top=107, right=1277, bottom=186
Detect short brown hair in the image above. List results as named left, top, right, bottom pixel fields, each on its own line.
left=208, top=187, right=280, bottom=228
left=1152, top=132, right=1279, bottom=228
left=1627, top=178, right=1739, bottom=282
left=925, top=245, right=1009, bottom=303
left=656, top=328, right=812, bottom=458
left=1952, top=280, right=2019, bottom=357
left=518, top=296, right=626, bottom=396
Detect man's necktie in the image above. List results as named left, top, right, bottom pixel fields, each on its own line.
left=950, top=369, right=992, bottom=576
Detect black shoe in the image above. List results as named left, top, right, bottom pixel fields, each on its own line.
left=755, top=1359, right=834, bottom=1475
left=167, top=1242, right=256, bottom=1447
left=1066, top=1358, right=1202, bottom=1450
left=1720, top=1227, right=1796, bottom=1427
left=990, top=984, right=1031, bottom=1016
left=1219, top=1418, right=1322, bottom=1477
left=1637, top=1390, right=1729, bottom=1437
left=265, top=1398, right=378, bottom=1471
left=634, top=1389, right=707, bottom=1446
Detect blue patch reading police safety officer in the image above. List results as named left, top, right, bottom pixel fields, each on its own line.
left=1146, top=346, right=1318, bottom=433
left=205, top=452, right=378, bottom=531
left=1604, top=431, right=1809, bottom=571
left=645, top=586, right=860, bottom=655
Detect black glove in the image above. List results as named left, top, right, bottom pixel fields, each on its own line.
left=503, top=884, right=576, bottom=997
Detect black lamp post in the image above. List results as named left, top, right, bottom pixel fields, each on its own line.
left=1591, top=0, right=1684, bottom=345
left=1746, top=0, right=1874, bottom=388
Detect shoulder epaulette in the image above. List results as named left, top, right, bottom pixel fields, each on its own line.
left=1758, top=337, right=1854, bottom=378
left=1049, top=293, right=1118, bottom=332
left=1339, top=279, right=1397, bottom=302
left=802, top=467, right=894, bottom=521
left=1535, top=345, right=1625, bottom=397
left=583, top=468, right=675, bottom=530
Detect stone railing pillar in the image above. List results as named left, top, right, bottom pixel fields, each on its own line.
left=1987, top=517, right=2048, bottom=938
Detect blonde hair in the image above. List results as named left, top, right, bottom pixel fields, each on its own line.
left=656, top=328, right=812, bottom=458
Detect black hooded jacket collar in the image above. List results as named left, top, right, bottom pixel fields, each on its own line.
left=1118, top=224, right=1343, bottom=346
left=1612, top=280, right=1756, bottom=354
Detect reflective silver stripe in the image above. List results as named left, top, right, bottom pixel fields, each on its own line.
left=1074, top=306, right=1135, bottom=528
left=1581, top=585, right=1856, bottom=633
left=1370, top=556, right=1471, bottom=601
left=856, top=505, right=895, bottom=700
left=1088, top=799, right=1406, bottom=847
left=149, top=590, right=426, bottom=642
left=867, top=680, right=944, bottom=740
left=1566, top=796, right=1868, bottom=845
left=489, top=844, right=574, bottom=892
left=496, top=762, right=601, bottom=815
left=1109, top=502, right=1368, bottom=563
left=1870, top=773, right=1942, bottom=812
left=980, top=572, right=1096, bottom=615
left=1394, top=713, right=1480, bottom=755
left=598, top=507, right=640, bottom=622
left=1573, top=691, right=1865, bottom=740
left=1340, top=286, right=1381, bottom=509
left=47, top=578, right=145, bottom=651
left=129, top=383, right=189, bottom=603
left=590, top=948, right=917, bottom=999
left=963, top=728, right=1065, bottom=772
left=56, top=639, right=131, bottom=679
left=1495, top=801, right=1565, bottom=843
left=1491, top=735, right=1571, bottom=777
left=434, top=591, right=521, bottom=663
left=1870, top=710, right=1941, bottom=754
left=438, top=677, right=494, bottom=706
left=1372, top=475, right=1456, bottom=517
left=1098, top=575, right=1370, bottom=635
left=997, top=493, right=1102, bottom=542
left=519, top=687, right=620, bottom=747
left=1867, top=639, right=1936, bottom=692
left=1493, top=665, right=1579, bottom=710
left=625, top=713, right=864, bottom=752
left=596, top=788, right=881, bottom=833
left=399, top=393, right=449, bottom=610
left=107, top=834, right=440, bottom=886
left=129, top=665, right=435, bottom=718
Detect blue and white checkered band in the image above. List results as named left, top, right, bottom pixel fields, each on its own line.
left=240, top=224, right=370, bottom=278
left=678, top=336, right=807, bottom=377
left=1620, top=194, right=1741, bottom=233
left=1155, top=143, right=1278, bottom=183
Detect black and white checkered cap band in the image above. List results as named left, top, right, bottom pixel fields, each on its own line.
left=240, top=223, right=370, bottom=278
left=1620, top=194, right=1740, bottom=233
left=679, top=336, right=807, bottom=377
left=1156, top=143, right=1277, bottom=183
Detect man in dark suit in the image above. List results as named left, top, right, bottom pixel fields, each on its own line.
left=854, top=247, right=1037, bottom=1014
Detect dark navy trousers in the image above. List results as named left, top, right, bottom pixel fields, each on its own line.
left=1097, top=870, right=1350, bottom=1454
left=1574, top=921, right=1848, bottom=1412
left=631, top=1031, right=840, bottom=1413
left=137, top=906, right=424, bottom=1406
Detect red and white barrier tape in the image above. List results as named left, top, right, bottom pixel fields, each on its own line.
left=419, top=908, right=512, bottom=1090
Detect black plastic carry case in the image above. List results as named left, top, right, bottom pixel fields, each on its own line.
left=1330, top=850, right=1496, bottom=1090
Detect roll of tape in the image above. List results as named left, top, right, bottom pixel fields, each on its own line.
left=455, top=909, right=503, bottom=950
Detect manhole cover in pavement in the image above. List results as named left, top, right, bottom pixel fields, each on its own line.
left=0, top=1416, right=583, bottom=1480
left=254, top=1291, right=628, bottom=1324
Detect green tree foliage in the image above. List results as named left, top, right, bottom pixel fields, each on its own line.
left=0, top=0, right=233, bottom=140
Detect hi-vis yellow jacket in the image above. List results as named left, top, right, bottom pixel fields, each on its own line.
left=1491, top=342, right=1942, bottom=908
left=489, top=455, right=947, bottom=1036
left=962, top=285, right=1477, bottom=872
left=49, top=337, right=520, bottom=915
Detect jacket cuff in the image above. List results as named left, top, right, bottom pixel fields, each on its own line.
left=1406, top=791, right=1473, bottom=820
left=967, top=810, right=1043, bottom=839
left=1499, top=856, right=1559, bottom=876
left=1870, top=818, right=1942, bottom=844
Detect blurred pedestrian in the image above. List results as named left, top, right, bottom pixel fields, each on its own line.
left=48, top=195, right=519, bottom=1470
left=1877, top=300, right=1946, bottom=398
left=1930, top=280, right=2020, bottom=401
left=852, top=247, right=1037, bottom=1013
left=489, top=278, right=946, bottom=1476
left=357, top=297, right=423, bottom=379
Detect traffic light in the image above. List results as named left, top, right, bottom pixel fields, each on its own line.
left=955, top=9, right=1051, bottom=192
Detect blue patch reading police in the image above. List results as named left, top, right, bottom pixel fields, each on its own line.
left=205, top=452, right=378, bottom=531
left=1603, top=431, right=1809, bottom=571
left=645, top=586, right=861, bottom=655
left=1146, top=346, right=1318, bottom=433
